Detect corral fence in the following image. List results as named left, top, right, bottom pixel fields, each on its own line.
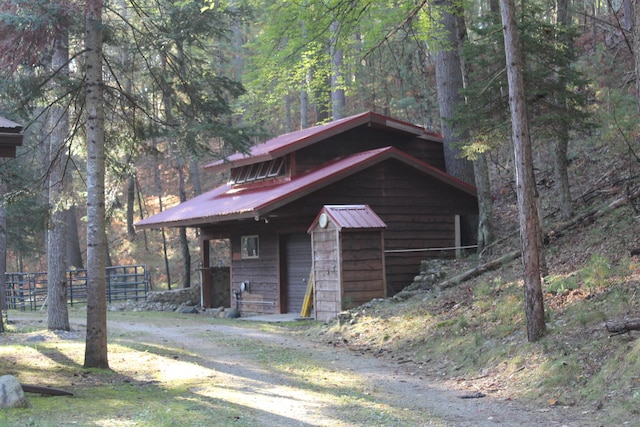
left=4, top=264, right=150, bottom=311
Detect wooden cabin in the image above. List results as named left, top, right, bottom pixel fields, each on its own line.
left=136, top=111, right=478, bottom=318
left=0, top=116, right=23, bottom=158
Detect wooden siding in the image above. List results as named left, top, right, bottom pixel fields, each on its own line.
left=311, top=221, right=341, bottom=321
left=340, top=231, right=385, bottom=309
left=229, top=224, right=280, bottom=314
left=292, top=127, right=445, bottom=174
left=274, top=160, right=476, bottom=294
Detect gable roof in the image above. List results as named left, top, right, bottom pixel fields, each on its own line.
left=205, top=111, right=442, bottom=171
left=309, top=205, right=387, bottom=232
left=136, top=146, right=476, bottom=230
left=0, top=116, right=23, bottom=158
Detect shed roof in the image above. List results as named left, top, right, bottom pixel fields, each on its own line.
left=309, top=205, right=387, bottom=233
left=0, top=115, right=24, bottom=158
left=205, top=111, right=442, bottom=171
left=135, top=146, right=476, bottom=230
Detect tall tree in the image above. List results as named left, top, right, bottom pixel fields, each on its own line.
left=330, top=20, right=345, bottom=120
left=0, top=164, right=7, bottom=333
left=634, top=0, right=640, bottom=115
left=501, top=0, right=546, bottom=342
left=553, top=0, right=574, bottom=220
left=47, top=28, right=71, bottom=332
left=432, top=0, right=475, bottom=185
left=84, top=0, right=109, bottom=369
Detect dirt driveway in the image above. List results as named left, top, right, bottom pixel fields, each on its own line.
left=9, top=310, right=596, bottom=426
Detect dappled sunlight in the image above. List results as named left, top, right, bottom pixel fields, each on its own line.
left=190, top=381, right=330, bottom=424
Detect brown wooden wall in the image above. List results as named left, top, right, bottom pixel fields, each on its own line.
left=340, top=230, right=386, bottom=309
left=229, top=224, right=280, bottom=314
left=311, top=221, right=341, bottom=321
left=292, top=127, right=445, bottom=175
left=273, top=160, right=477, bottom=294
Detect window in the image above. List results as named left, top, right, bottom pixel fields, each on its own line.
left=241, top=235, right=259, bottom=259
left=230, top=157, right=287, bottom=184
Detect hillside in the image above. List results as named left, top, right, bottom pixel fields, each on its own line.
left=316, top=133, right=640, bottom=425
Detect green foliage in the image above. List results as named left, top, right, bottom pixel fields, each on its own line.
left=240, top=0, right=438, bottom=132
left=455, top=1, right=593, bottom=158
left=545, top=273, right=580, bottom=294
left=581, top=254, right=612, bottom=291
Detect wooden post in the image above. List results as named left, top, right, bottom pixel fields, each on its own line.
left=455, top=215, right=462, bottom=258
left=200, top=238, right=211, bottom=308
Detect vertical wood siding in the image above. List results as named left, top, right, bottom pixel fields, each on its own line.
left=340, top=231, right=385, bottom=309
left=282, top=234, right=312, bottom=313
left=311, top=222, right=341, bottom=321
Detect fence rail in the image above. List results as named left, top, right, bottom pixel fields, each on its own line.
left=4, top=264, right=149, bottom=311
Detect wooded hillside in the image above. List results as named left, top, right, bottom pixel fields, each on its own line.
left=0, top=0, right=638, bottom=307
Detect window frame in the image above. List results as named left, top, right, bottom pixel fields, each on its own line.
left=241, top=235, right=259, bottom=259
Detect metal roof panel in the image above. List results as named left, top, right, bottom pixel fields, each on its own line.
left=316, top=205, right=387, bottom=231
left=135, top=146, right=476, bottom=229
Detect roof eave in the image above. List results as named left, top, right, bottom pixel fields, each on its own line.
left=135, top=210, right=260, bottom=230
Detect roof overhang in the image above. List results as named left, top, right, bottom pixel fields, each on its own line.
left=135, top=146, right=476, bottom=230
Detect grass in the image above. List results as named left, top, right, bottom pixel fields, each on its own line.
left=0, top=309, right=438, bottom=427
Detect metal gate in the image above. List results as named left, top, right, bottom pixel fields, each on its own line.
left=4, top=264, right=150, bottom=311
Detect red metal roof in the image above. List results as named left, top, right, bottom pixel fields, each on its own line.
left=310, top=205, right=387, bottom=232
left=136, top=146, right=476, bottom=230
left=205, top=111, right=442, bottom=171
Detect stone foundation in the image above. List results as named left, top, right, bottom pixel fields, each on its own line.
left=108, top=285, right=232, bottom=318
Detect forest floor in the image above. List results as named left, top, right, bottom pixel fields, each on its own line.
left=2, top=308, right=600, bottom=427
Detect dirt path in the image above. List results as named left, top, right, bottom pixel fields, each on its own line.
left=9, top=311, right=596, bottom=426
left=107, top=314, right=596, bottom=427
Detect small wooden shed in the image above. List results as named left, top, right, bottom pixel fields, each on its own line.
left=308, top=205, right=387, bottom=321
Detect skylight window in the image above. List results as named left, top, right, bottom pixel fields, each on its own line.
left=231, top=157, right=287, bottom=184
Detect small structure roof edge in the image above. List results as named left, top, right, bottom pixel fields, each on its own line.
left=308, top=204, right=387, bottom=233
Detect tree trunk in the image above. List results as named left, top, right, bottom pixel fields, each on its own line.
left=47, top=30, right=71, bottom=332
left=66, top=206, right=84, bottom=269
left=189, top=157, right=202, bottom=197
left=301, top=88, right=309, bottom=129
left=330, top=20, right=345, bottom=120
left=433, top=0, right=475, bottom=186
left=474, top=158, right=494, bottom=252
left=459, top=1, right=494, bottom=252
left=152, top=138, right=171, bottom=289
left=501, top=0, right=546, bottom=342
left=177, top=165, right=191, bottom=288
left=0, top=169, right=7, bottom=333
left=634, top=0, right=640, bottom=115
left=554, top=0, right=573, bottom=221
left=126, top=175, right=135, bottom=241
left=605, top=318, right=640, bottom=334
left=84, top=0, right=109, bottom=369
left=624, top=0, right=633, bottom=31
left=433, top=0, right=479, bottom=251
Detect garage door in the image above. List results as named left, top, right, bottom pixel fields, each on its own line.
left=283, top=234, right=312, bottom=314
